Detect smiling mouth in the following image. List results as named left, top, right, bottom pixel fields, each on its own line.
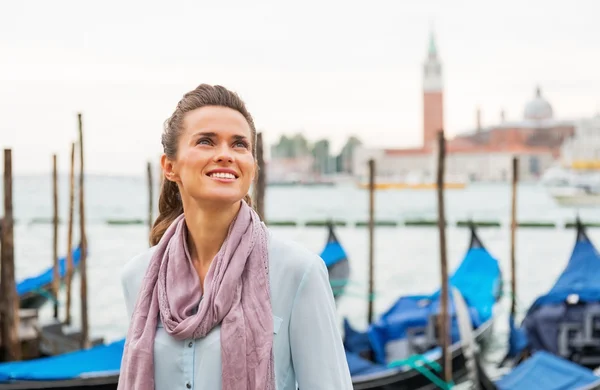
left=208, top=172, right=237, bottom=180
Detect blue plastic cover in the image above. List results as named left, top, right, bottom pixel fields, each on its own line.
left=527, top=228, right=600, bottom=313
left=345, top=351, right=389, bottom=376
left=347, top=234, right=501, bottom=365
left=16, top=246, right=82, bottom=296
left=432, top=245, right=502, bottom=324
left=320, top=235, right=347, bottom=268
left=0, top=338, right=124, bottom=381
left=496, top=351, right=600, bottom=390
left=506, top=314, right=529, bottom=359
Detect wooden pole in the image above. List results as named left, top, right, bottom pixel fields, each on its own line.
left=367, top=159, right=375, bottom=325
left=77, top=113, right=89, bottom=349
left=254, top=132, right=266, bottom=222
left=436, top=130, right=452, bottom=382
left=0, top=149, right=21, bottom=361
left=65, top=142, right=76, bottom=325
left=510, top=156, right=518, bottom=318
left=52, top=154, right=59, bottom=320
left=147, top=161, right=153, bottom=233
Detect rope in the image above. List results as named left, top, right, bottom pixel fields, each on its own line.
left=388, top=354, right=455, bottom=389
left=329, top=279, right=379, bottom=301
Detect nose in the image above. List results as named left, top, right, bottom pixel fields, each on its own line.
left=213, top=142, right=234, bottom=163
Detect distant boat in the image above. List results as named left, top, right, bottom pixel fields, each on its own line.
left=356, top=172, right=468, bottom=190
left=267, top=179, right=336, bottom=187
left=357, top=182, right=466, bottom=190
left=548, top=185, right=600, bottom=207
left=17, top=244, right=83, bottom=310
left=344, top=225, right=502, bottom=389
left=319, top=221, right=350, bottom=299
left=542, top=166, right=600, bottom=207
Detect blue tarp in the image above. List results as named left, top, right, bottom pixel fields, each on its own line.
left=496, top=351, right=600, bottom=390
left=0, top=338, right=124, bottom=381
left=16, top=245, right=82, bottom=297
left=506, top=226, right=600, bottom=359
left=506, top=314, right=528, bottom=358
left=320, top=234, right=347, bottom=268
left=432, top=246, right=502, bottom=324
left=366, top=295, right=477, bottom=364
left=344, top=231, right=502, bottom=366
left=345, top=351, right=390, bottom=376
left=527, top=229, right=600, bottom=314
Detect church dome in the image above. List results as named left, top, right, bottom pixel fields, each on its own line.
left=524, top=86, right=553, bottom=121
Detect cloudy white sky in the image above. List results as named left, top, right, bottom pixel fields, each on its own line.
left=1, top=0, right=599, bottom=174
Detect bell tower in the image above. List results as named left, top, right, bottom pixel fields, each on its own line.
left=422, top=30, right=444, bottom=149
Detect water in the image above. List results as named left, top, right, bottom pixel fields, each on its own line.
left=6, top=175, right=600, bottom=384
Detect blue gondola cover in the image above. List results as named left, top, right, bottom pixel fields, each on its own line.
left=16, top=246, right=82, bottom=297
left=320, top=236, right=347, bottom=268
left=0, top=338, right=124, bottom=381
left=527, top=229, right=600, bottom=314
left=506, top=224, right=600, bottom=358
left=496, top=351, right=600, bottom=390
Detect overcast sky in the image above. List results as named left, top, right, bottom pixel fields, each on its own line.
left=1, top=0, right=599, bottom=175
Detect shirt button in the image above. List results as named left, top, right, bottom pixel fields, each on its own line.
left=188, top=341, right=193, bottom=348
left=186, top=382, right=191, bottom=389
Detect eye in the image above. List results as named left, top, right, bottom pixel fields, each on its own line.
left=234, top=140, right=249, bottom=149
left=196, top=137, right=212, bottom=146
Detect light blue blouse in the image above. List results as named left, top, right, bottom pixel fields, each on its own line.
left=120, top=230, right=353, bottom=389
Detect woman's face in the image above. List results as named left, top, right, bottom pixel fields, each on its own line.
left=163, top=105, right=255, bottom=208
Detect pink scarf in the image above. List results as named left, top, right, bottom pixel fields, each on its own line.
left=118, top=201, right=274, bottom=390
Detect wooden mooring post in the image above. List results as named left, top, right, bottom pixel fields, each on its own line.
left=65, top=142, right=76, bottom=325
left=52, top=154, right=59, bottom=320
left=78, top=113, right=90, bottom=349
left=436, top=130, right=452, bottom=383
left=147, top=161, right=153, bottom=233
left=254, top=132, right=266, bottom=222
left=510, top=156, right=519, bottom=318
left=0, top=149, right=21, bottom=361
left=367, top=159, right=375, bottom=325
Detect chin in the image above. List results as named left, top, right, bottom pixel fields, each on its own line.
left=199, top=191, right=246, bottom=206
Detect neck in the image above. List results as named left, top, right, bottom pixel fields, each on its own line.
left=184, top=200, right=242, bottom=268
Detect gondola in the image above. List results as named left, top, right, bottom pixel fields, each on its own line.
left=319, top=220, right=350, bottom=299
left=17, top=245, right=83, bottom=310
left=490, top=218, right=600, bottom=389
left=344, top=225, right=503, bottom=389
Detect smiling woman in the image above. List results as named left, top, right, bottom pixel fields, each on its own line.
left=118, top=83, right=352, bottom=390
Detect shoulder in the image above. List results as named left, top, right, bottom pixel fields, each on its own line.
left=120, top=246, right=157, bottom=299
left=266, top=230, right=327, bottom=287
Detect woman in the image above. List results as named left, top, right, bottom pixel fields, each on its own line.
left=118, top=84, right=353, bottom=390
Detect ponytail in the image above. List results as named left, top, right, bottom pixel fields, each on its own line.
left=149, top=179, right=183, bottom=246
left=244, top=193, right=252, bottom=208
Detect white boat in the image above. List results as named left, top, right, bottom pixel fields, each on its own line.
left=542, top=166, right=600, bottom=207
left=548, top=185, right=600, bottom=207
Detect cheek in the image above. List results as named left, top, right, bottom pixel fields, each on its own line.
left=239, top=155, right=256, bottom=177
left=179, top=149, right=208, bottom=170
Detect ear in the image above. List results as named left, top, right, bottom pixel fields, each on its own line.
left=160, top=154, right=178, bottom=182
left=251, top=160, right=258, bottom=183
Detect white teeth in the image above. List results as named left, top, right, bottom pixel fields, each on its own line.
left=210, top=172, right=236, bottom=179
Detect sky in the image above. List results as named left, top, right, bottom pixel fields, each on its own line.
left=1, top=0, right=599, bottom=175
